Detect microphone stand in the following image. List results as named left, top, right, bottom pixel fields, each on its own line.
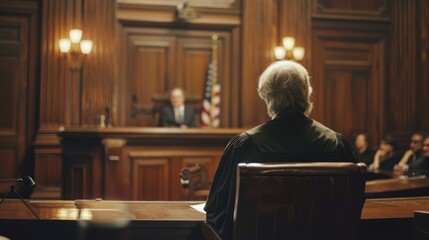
left=0, top=179, right=40, bottom=220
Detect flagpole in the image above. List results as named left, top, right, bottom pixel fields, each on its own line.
left=210, top=35, right=218, bottom=128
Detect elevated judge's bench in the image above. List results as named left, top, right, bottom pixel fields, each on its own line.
left=59, top=127, right=245, bottom=201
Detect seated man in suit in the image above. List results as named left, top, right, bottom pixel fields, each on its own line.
left=394, top=134, right=429, bottom=177
left=158, top=87, right=197, bottom=128
left=204, top=60, right=359, bottom=240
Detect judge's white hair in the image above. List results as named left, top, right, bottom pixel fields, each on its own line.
left=258, top=60, right=313, bottom=117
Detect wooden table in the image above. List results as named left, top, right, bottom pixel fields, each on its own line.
left=1, top=197, right=429, bottom=239
left=366, top=175, right=429, bottom=198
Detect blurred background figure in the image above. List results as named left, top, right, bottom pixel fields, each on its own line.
left=370, top=135, right=401, bottom=171
left=158, top=88, right=197, bottom=128
left=394, top=133, right=427, bottom=176
left=354, top=132, right=374, bottom=166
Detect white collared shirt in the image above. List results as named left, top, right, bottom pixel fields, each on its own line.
left=174, top=105, right=185, bottom=123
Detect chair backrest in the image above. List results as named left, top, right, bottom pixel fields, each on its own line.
left=233, top=162, right=367, bottom=240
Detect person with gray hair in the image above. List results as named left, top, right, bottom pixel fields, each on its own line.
left=205, top=60, right=359, bottom=240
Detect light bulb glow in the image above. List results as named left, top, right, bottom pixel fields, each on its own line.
left=69, top=29, right=83, bottom=43
left=293, top=47, right=305, bottom=60
left=282, top=37, right=295, bottom=50
left=59, top=39, right=71, bottom=53
left=274, top=46, right=286, bottom=60
left=80, top=40, right=93, bottom=54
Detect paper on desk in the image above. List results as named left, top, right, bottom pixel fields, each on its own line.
left=191, top=203, right=206, bottom=213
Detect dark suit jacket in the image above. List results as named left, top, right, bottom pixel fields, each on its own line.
left=158, top=104, right=197, bottom=127
left=204, top=110, right=359, bottom=240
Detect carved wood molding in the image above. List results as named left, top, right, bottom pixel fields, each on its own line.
left=117, top=0, right=241, bottom=26
left=312, top=0, right=389, bottom=22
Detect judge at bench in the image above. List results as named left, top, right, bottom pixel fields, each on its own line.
left=158, top=87, right=197, bottom=128
left=204, top=60, right=359, bottom=239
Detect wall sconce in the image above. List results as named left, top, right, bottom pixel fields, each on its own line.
left=59, top=29, right=93, bottom=69
left=274, top=36, right=305, bottom=61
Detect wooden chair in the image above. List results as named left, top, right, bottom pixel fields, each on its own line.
left=202, top=162, right=367, bottom=240
left=179, top=164, right=211, bottom=200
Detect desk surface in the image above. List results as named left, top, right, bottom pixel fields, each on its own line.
left=365, top=176, right=429, bottom=198
left=1, top=197, right=429, bottom=221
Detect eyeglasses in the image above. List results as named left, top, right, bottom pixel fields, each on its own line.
left=411, top=140, right=422, bottom=144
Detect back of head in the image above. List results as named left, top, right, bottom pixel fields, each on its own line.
left=258, top=60, right=313, bottom=117
left=381, top=135, right=397, bottom=150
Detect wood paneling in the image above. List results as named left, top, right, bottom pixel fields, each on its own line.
left=240, top=0, right=276, bottom=127
left=0, top=1, right=38, bottom=192
left=3, top=0, right=428, bottom=199
left=59, top=127, right=240, bottom=200
left=40, top=0, right=116, bottom=127
left=311, top=28, right=387, bottom=142
left=118, top=27, right=233, bottom=127
left=417, top=0, right=429, bottom=131
left=388, top=0, right=429, bottom=133
left=132, top=158, right=170, bottom=200
left=313, top=0, right=388, bottom=20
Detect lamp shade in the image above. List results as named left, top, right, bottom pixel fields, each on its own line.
left=274, top=46, right=286, bottom=60
left=69, top=29, right=83, bottom=43
left=59, top=39, right=71, bottom=53
left=80, top=40, right=93, bottom=54
left=292, top=47, right=305, bottom=60
left=282, top=37, right=295, bottom=50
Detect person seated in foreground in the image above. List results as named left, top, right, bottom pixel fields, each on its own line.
left=355, top=132, right=375, bottom=166
left=158, top=87, right=197, bottom=128
left=369, top=135, right=401, bottom=172
left=204, top=60, right=359, bottom=240
left=394, top=134, right=429, bottom=177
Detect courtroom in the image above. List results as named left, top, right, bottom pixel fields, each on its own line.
left=1, top=0, right=429, bottom=239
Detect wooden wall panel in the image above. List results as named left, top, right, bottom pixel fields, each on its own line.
left=387, top=0, right=419, bottom=132
left=278, top=0, right=311, bottom=68
left=40, top=0, right=116, bottom=127
left=119, top=28, right=232, bottom=127
left=313, top=0, right=388, bottom=18
left=240, top=0, right=277, bottom=127
left=0, top=1, right=38, bottom=193
left=131, top=158, right=170, bottom=200
left=417, top=0, right=429, bottom=131
left=311, top=23, right=388, bottom=143
left=128, top=35, right=175, bottom=126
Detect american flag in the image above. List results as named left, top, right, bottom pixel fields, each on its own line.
left=201, top=50, right=221, bottom=128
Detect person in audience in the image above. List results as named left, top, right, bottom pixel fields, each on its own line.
left=355, top=132, right=374, bottom=166
left=394, top=133, right=427, bottom=176
left=204, top=60, right=360, bottom=240
left=158, top=87, right=197, bottom=128
left=370, top=135, right=401, bottom=171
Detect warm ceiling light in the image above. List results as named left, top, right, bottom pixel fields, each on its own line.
left=69, top=29, right=83, bottom=43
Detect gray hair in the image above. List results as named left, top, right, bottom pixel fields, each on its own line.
left=258, top=60, right=313, bottom=117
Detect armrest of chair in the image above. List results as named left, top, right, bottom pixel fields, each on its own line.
left=201, top=222, right=222, bottom=240
left=180, top=164, right=212, bottom=200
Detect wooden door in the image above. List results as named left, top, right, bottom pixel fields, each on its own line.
left=311, top=28, right=386, bottom=143
left=0, top=4, right=38, bottom=193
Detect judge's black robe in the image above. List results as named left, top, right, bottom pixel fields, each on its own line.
left=204, top=111, right=359, bottom=240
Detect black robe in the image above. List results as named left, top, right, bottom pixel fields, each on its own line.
left=204, top=110, right=359, bottom=240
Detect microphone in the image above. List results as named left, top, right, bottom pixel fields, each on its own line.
left=0, top=176, right=35, bottom=186
left=0, top=176, right=39, bottom=219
